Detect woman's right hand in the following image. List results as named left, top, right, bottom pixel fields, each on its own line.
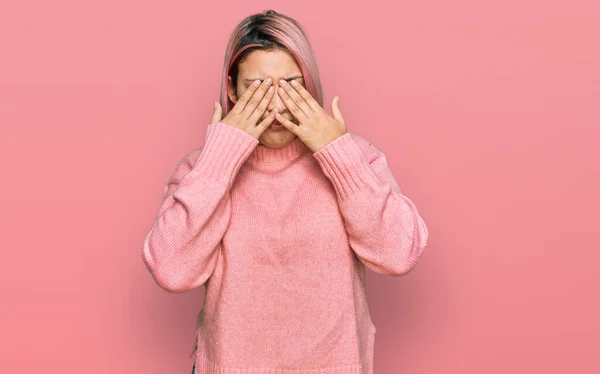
left=210, top=78, right=278, bottom=140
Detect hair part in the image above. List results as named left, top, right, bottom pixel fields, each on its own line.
left=220, top=9, right=323, bottom=115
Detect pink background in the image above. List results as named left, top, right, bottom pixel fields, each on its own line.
left=1, top=1, right=599, bottom=373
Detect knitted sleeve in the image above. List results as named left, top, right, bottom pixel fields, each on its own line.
left=312, top=132, right=429, bottom=276
left=142, top=122, right=259, bottom=292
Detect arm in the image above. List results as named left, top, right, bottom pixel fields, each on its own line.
left=312, top=132, right=429, bottom=276
left=141, top=122, right=259, bottom=292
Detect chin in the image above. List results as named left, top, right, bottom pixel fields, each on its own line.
left=258, top=129, right=296, bottom=148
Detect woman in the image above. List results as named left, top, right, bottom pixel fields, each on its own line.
left=141, top=9, right=429, bottom=374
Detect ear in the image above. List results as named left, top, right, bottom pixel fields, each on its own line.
left=227, top=75, right=237, bottom=104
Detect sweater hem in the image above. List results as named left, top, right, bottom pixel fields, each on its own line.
left=194, top=352, right=370, bottom=374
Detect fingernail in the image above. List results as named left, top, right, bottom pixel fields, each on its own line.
left=279, top=79, right=287, bottom=86
left=265, top=77, right=272, bottom=85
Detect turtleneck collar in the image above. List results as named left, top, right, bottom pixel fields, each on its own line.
left=246, top=136, right=311, bottom=164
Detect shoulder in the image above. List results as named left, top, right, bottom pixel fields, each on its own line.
left=168, top=147, right=203, bottom=182
left=162, top=147, right=203, bottom=197
left=181, top=147, right=204, bottom=170
left=348, top=132, right=384, bottom=163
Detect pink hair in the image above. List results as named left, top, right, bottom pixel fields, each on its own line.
left=219, top=10, right=324, bottom=116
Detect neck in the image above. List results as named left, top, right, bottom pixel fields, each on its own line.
left=246, top=136, right=310, bottom=164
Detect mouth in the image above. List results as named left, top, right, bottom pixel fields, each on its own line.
left=268, top=118, right=287, bottom=131
left=267, top=114, right=292, bottom=124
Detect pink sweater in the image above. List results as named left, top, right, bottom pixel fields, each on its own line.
left=142, top=122, right=429, bottom=373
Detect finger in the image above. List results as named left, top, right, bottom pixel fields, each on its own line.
left=277, top=86, right=309, bottom=123
left=248, top=85, right=275, bottom=124
left=279, top=79, right=313, bottom=117
left=230, top=79, right=262, bottom=116
left=290, top=80, right=321, bottom=112
left=275, top=111, right=300, bottom=136
left=256, top=107, right=278, bottom=131
left=331, top=96, right=345, bottom=124
left=210, top=102, right=222, bottom=124
left=241, top=78, right=273, bottom=119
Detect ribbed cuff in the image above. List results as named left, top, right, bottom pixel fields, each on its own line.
left=312, top=133, right=380, bottom=199
left=192, top=122, right=259, bottom=183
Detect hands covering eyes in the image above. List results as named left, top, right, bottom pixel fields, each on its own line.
left=273, top=79, right=346, bottom=152
left=210, top=77, right=347, bottom=151
left=210, top=78, right=278, bottom=140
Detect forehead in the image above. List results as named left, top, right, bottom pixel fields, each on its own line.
left=237, top=49, right=301, bottom=79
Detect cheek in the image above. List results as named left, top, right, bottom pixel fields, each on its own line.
left=237, top=85, right=248, bottom=98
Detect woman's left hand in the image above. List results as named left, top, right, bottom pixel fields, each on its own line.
left=275, top=79, right=347, bottom=153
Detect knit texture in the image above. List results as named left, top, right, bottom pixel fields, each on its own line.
left=142, top=122, right=429, bottom=373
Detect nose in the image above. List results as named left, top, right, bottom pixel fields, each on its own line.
left=266, top=82, right=286, bottom=114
